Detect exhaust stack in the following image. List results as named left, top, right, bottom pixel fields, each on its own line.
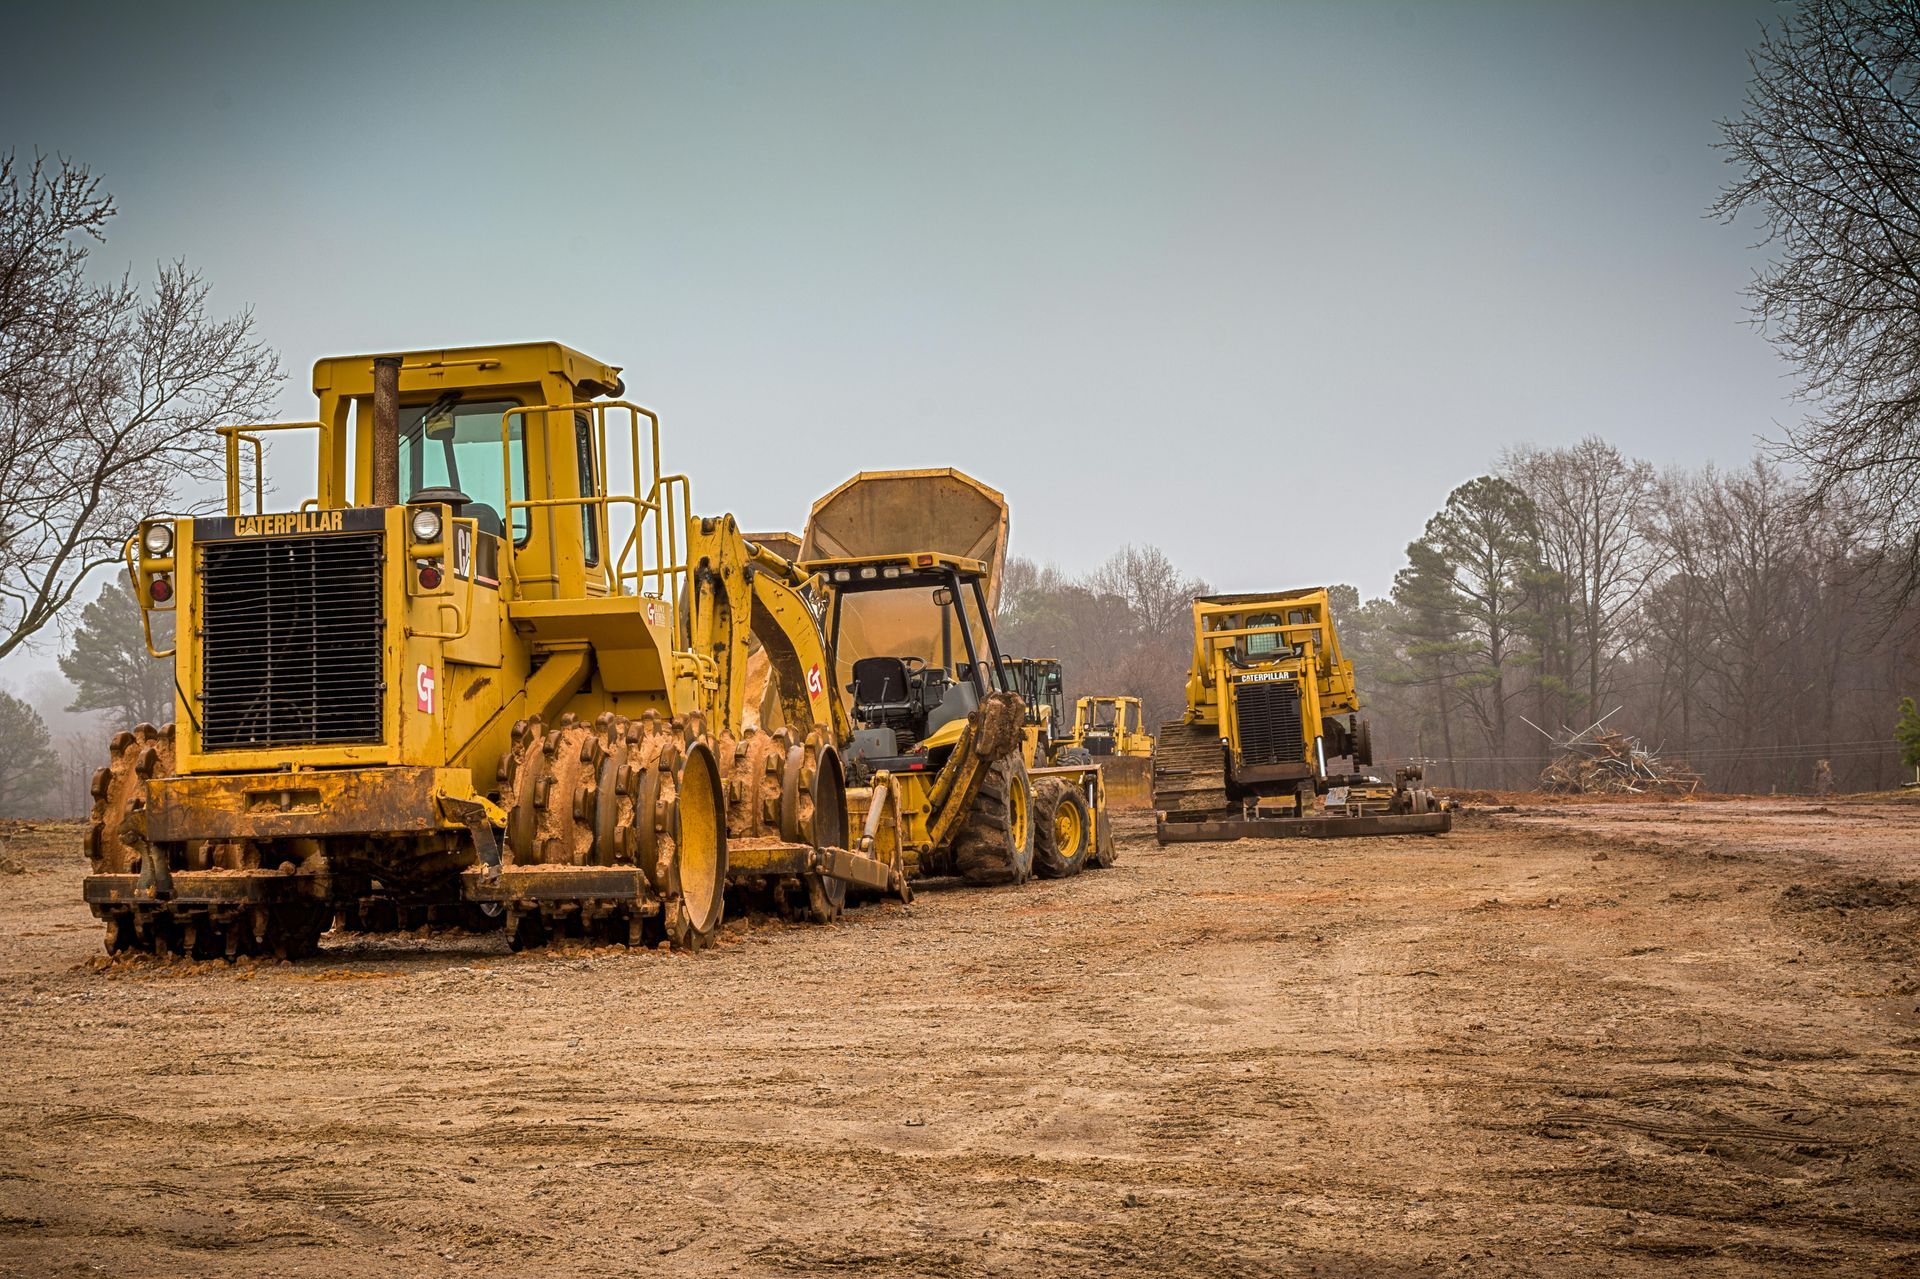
left=370, top=355, right=401, bottom=506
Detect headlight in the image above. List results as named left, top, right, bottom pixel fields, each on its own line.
left=409, top=507, right=443, bottom=542
left=142, top=523, right=173, bottom=556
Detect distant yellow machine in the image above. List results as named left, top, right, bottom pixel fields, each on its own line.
left=1066, top=695, right=1155, bottom=809
left=1152, top=589, right=1445, bottom=843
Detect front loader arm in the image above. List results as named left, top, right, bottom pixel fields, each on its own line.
left=684, top=515, right=849, bottom=742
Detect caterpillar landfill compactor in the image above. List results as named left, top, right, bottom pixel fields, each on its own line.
left=1153, top=589, right=1448, bottom=843
left=83, top=341, right=999, bottom=959
left=798, top=469, right=1114, bottom=879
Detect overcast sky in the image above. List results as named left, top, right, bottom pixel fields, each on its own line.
left=4, top=0, right=1793, bottom=683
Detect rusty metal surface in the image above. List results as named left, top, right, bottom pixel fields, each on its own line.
left=1155, top=811, right=1454, bottom=843
left=459, top=865, right=661, bottom=907
left=145, top=766, right=452, bottom=841
left=1095, top=755, right=1154, bottom=810
left=82, top=870, right=325, bottom=906
left=370, top=355, right=401, bottom=506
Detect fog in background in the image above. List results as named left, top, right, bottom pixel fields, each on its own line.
left=2, top=0, right=1792, bottom=701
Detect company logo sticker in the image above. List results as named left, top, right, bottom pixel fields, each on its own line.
left=416, top=664, right=437, bottom=713
left=806, top=664, right=825, bottom=700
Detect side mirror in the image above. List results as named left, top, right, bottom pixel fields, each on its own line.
left=932, top=587, right=953, bottom=606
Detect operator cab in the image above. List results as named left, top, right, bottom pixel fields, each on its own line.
left=804, top=552, right=1015, bottom=774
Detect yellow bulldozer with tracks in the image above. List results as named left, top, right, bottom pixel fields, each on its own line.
left=1152, top=589, right=1447, bottom=843
left=84, top=342, right=1078, bottom=959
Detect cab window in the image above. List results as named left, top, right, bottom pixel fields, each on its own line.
left=398, top=398, right=528, bottom=543
left=576, top=413, right=600, bottom=567
left=1244, top=612, right=1283, bottom=657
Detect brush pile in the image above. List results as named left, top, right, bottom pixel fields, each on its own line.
left=1538, top=726, right=1702, bottom=796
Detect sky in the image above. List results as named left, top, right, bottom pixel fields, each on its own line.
left=2, top=0, right=1796, bottom=687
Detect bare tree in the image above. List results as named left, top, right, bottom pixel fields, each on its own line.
left=0, top=151, right=280, bottom=660
left=1504, top=438, right=1663, bottom=719
left=1715, top=0, right=1920, bottom=595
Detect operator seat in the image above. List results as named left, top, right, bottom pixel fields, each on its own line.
left=850, top=657, right=920, bottom=735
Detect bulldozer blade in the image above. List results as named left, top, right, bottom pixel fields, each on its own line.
left=1155, top=811, right=1453, bottom=843
left=1097, top=756, right=1154, bottom=810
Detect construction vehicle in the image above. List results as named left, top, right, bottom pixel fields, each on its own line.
left=999, top=656, right=1083, bottom=770
left=1065, top=695, right=1154, bottom=809
left=797, top=469, right=1112, bottom=879
left=804, top=551, right=1113, bottom=880
left=1152, top=589, right=1447, bottom=843
left=85, top=340, right=921, bottom=959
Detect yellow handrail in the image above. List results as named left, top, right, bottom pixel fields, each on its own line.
left=215, top=420, right=322, bottom=515
left=498, top=400, right=691, bottom=609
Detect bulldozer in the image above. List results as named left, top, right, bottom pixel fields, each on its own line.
left=1152, top=589, right=1447, bottom=843
left=1065, top=695, right=1155, bottom=809
left=83, top=341, right=995, bottom=959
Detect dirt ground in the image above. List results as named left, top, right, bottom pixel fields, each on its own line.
left=2, top=796, right=1918, bottom=1278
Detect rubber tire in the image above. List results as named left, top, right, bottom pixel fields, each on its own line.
left=1058, top=746, right=1094, bottom=767
left=1354, top=717, right=1373, bottom=768
left=953, top=756, right=1036, bottom=885
left=1031, top=779, right=1092, bottom=878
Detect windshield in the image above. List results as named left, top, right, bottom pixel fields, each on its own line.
left=1244, top=612, right=1284, bottom=657
left=398, top=398, right=528, bottom=542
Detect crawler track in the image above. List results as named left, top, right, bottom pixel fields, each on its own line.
left=1151, top=720, right=1230, bottom=820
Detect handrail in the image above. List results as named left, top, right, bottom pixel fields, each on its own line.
left=498, top=400, right=690, bottom=615
left=215, top=421, right=322, bottom=515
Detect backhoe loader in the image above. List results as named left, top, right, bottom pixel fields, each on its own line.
left=805, top=553, right=1114, bottom=881
left=1152, top=589, right=1447, bottom=843
left=85, top=341, right=925, bottom=958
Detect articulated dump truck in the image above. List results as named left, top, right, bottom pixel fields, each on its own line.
left=83, top=343, right=1060, bottom=960
left=1152, top=589, right=1448, bottom=844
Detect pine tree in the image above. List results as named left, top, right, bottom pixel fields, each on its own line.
left=1897, top=697, right=1920, bottom=778
left=59, top=578, right=173, bottom=729
left=0, top=693, right=58, bottom=816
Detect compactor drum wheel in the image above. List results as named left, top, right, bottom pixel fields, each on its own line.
left=782, top=742, right=851, bottom=923
left=86, top=723, right=329, bottom=960
left=1031, top=778, right=1092, bottom=879
left=664, top=740, right=728, bottom=948
left=498, top=712, right=728, bottom=950
left=952, top=755, right=1035, bottom=885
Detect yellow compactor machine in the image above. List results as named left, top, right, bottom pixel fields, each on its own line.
left=84, top=342, right=1055, bottom=959
left=1152, top=589, right=1447, bottom=843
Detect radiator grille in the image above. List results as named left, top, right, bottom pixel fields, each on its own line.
left=1235, top=680, right=1304, bottom=768
left=199, top=532, right=385, bottom=748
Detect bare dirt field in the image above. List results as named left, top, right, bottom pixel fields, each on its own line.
left=2, top=796, right=1918, bottom=1277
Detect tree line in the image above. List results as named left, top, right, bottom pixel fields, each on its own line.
left=1344, top=441, right=1919, bottom=793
